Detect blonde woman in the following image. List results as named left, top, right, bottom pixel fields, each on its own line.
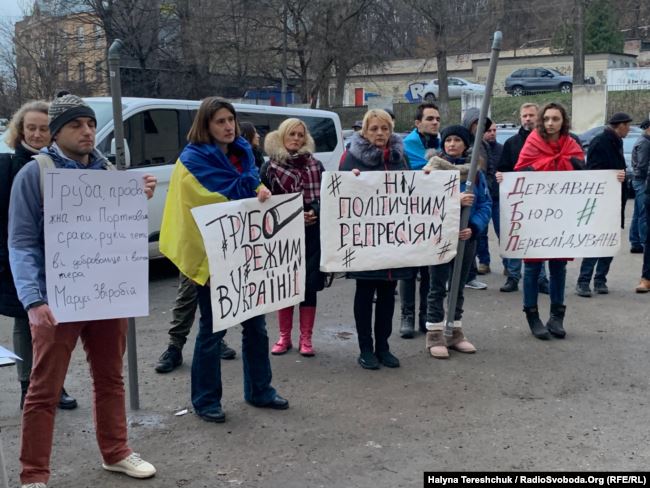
left=340, top=109, right=411, bottom=370
left=265, top=118, right=325, bottom=356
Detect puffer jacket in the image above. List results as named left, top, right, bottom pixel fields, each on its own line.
left=340, top=132, right=413, bottom=281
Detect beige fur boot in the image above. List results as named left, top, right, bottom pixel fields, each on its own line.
left=447, top=321, right=476, bottom=353
left=425, top=321, right=448, bottom=359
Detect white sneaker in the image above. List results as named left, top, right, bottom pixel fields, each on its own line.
left=102, top=452, right=156, bottom=479
left=465, top=279, right=487, bottom=290
left=22, top=484, right=47, bottom=488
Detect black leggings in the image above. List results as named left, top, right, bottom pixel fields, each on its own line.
left=353, top=279, right=397, bottom=354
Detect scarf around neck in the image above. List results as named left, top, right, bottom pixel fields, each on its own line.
left=515, top=130, right=583, bottom=172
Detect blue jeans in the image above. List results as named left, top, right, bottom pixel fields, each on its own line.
left=505, top=258, right=548, bottom=284
left=641, top=200, right=650, bottom=280
left=476, top=199, right=501, bottom=265
left=629, top=180, right=647, bottom=248
left=578, top=257, right=613, bottom=285
left=523, top=261, right=566, bottom=307
left=192, top=285, right=276, bottom=414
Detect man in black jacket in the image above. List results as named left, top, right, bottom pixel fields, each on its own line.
left=576, top=112, right=631, bottom=297
left=630, top=118, right=650, bottom=253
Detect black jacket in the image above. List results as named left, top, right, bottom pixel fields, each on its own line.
left=0, top=143, right=37, bottom=317
left=586, top=127, right=627, bottom=228
left=632, top=133, right=650, bottom=181
left=340, top=133, right=413, bottom=281
left=498, top=126, right=531, bottom=173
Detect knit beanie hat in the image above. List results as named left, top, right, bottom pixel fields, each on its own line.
left=440, top=125, right=471, bottom=150
left=49, top=93, right=96, bottom=137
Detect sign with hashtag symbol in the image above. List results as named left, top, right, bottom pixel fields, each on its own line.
left=499, top=170, right=621, bottom=259
left=319, top=171, right=461, bottom=272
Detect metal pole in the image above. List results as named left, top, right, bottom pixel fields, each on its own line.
left=444, top=31, right=502, bottom=338
left=281, top=0, right=288, bottom=106
left=108, top=39, right=140, bottom=410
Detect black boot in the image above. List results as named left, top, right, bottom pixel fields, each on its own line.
left=20, top=380, right=29, bottom=409
left=547, top=303, right=566, bottom=339
left=523, top=306, right=551, bottom=340
left=58, top=387, right=78, bottom=410
left=399, top=314, right=415, bottom=339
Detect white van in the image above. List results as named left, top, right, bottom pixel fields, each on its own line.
left=84, top=97, right=344, bottom=258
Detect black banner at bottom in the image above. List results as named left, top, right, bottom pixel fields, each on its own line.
left=424, top=473, right=647, bottom=488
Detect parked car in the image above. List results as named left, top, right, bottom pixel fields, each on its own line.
left=82, top=97, right=344, bottom=258
left=422, top=77, right=485, bottom=101
left=578, top=125, right=642, bottom=195
left=505, top=68, right=572, bottom=96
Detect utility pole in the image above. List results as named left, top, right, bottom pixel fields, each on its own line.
left=281, top=0, right=288, bottom=106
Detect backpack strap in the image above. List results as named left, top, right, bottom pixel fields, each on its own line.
left=33, top=154, right=56, bottom=199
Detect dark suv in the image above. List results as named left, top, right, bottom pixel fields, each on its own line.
left=505, top=68, right=573, bottom=96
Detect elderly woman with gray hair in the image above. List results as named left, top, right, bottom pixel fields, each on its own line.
left=340, top=109, right=411, bottom=370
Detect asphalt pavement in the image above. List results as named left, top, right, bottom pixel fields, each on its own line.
left=1, top=207, right=649, bottom=487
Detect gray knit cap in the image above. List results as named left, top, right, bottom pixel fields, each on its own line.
left=48, top=94, right=96, bottom=137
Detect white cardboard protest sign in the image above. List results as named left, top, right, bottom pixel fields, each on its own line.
left=319, top=171, right=461, bottom=272
left=43, top=168, right=149, bottom=322
left=500, top=170, right=621, bottom=259
left=192, top=193, right=306, bottom=332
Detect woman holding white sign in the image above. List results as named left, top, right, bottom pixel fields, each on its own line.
left=340, top=109, right=411, bottom=370
left=265, top=118, right=325, bottom=357
left=160, top=98, right=289, bottom=423
left=513, top=102, right=585, bottom=340
left=422, top=125, right=491, bottom=359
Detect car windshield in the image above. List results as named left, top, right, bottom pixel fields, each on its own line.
left=548, top=68, right=564, bottom=76
left=84, top=100, right=126, bottom=132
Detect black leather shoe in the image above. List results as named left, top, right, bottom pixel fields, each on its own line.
left=575, top=282, right=592, bottom=297
left=220, top=339, right=236, bottom=360
left=197, top=406, right=226, bottom=423
left=358, top=351, right=380, bottom=370
left=155, top=345, right=183, bottom=373
left=251, top=395, right=289, bottom=410
left=500, top=277, right=519, bottom=292
left=376, top=350, right=400, bottom=368
left=594, top=282, right=609, bottom=294
left=631, top=246, right=644, bottom=254
left=58, top=388, right=78, bottom=410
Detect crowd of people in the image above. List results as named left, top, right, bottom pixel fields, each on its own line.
left=1, top=93, right=649, bottom=487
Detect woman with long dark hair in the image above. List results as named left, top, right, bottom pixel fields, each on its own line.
left=160, top=97, right=289, bottom=423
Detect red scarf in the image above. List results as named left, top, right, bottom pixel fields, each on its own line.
left=515, top=130, right=583, bottom=172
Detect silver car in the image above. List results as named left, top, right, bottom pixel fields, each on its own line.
left=422, top=77, right=485, bottom=102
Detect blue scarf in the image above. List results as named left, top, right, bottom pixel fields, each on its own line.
left=180, top=136, right=260, bottom=201
left=42, top=143, right=110, bottom=170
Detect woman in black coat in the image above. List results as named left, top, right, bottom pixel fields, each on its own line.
left=340, top=109, right=411, bottom=370
left=0, top=100, right=77, bottom=409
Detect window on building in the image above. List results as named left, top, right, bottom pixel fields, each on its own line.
left=94, top=25, right=103, bottom=49
left=77, top=26, right=85, bottom=47
left=95, top=61, right=102, bottom=82
left=78, top=62, right=85, bottom=82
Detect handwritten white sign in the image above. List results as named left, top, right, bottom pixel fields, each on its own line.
left=44, top=168, right=149, bottom=322
left=500, top=170, right=621, bottom=258
left=319, top=171, right=461, bottom=272
left=192, top=193, right=306, bottom=332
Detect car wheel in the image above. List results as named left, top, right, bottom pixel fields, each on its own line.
left=424, top=93, right=436, bottom=102
left=511, top=86, right=524, bottom=97
left=560, top=83, right=572, bottom=94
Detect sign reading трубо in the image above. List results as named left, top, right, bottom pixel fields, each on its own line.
left=500, top=170, right=621, bottom=259
left=319, top=171, right=461, bottom=272
left=192, top=193, right=306, bottom=331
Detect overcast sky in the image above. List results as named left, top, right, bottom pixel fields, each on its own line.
left=1, top=0, right=27, bottom=22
